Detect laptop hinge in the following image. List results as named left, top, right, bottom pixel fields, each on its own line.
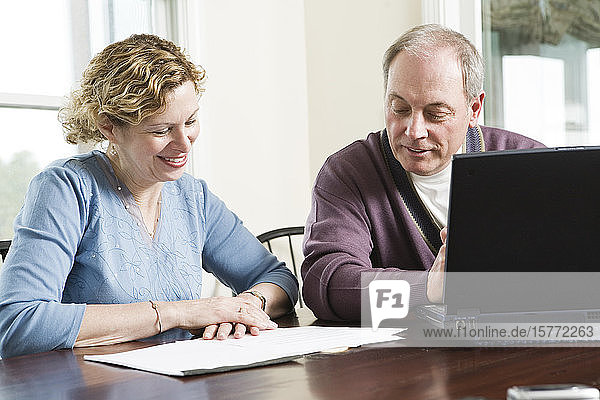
left=456, top=308, right=481, bottom=317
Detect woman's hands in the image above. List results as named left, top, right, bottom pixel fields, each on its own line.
left=190, top=292, right=277, bottom=340
left=76, top=283, right=291, bottom=347
left=166, top=295, right=277, bottom=340
left=199, top=282, right=294, bottom=340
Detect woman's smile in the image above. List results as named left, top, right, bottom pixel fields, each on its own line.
left=158, top=154, right=188, bottom=168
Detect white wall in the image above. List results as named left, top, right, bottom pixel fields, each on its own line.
left=304, top=0, right=422, bottom=180
left=189, top=0, right=422, bottom=236
left=191, top=0, right=311, bottom=236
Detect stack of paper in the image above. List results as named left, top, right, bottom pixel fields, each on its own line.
left=84, top=326, right=404, bottom=376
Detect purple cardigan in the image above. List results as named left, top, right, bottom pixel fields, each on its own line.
left=302, top=126, right=545, bottom=321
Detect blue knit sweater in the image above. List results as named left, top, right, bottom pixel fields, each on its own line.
left=0, top=151, right=298, bottom=358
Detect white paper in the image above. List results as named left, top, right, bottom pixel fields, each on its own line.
left=84, top=326, right=404, bottom=376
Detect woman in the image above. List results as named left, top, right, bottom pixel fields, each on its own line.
left=0, top=34, right=298, bottom=358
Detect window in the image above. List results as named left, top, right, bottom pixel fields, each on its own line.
left=482, top=0, right=600, bottom=146
left=0, top=0, right=172, bottom=239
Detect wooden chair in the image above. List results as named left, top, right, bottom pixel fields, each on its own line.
left=257, top=226, right=305, bottom=308
left=0, top=240, right=11, bottom=262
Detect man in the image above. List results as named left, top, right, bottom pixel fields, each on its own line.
left=301, top=24, right=544, bottom=321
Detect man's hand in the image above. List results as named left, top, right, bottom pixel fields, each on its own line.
left=427, top=227, right=447, bottom=303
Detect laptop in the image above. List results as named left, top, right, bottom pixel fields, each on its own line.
left=417, top=146, right=600, bottom=329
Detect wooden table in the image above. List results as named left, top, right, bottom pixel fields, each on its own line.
left=2, top=308, right=600, bottom=400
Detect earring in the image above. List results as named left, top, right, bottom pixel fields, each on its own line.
left=109, top=144, right=118, bottom=156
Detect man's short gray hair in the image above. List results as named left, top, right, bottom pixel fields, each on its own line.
left=383, top=24, right=484, bottom=102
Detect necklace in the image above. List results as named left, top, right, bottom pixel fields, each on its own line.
left=107, top=153, right=162, bottom=238
left=116, top=184, right=162, bottom=238
left=137, top=196, right=162, bottom=238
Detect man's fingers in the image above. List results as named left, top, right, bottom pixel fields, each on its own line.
left=440, top=227, right=448, bottom=243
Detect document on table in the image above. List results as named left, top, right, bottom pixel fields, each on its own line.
left=84, top=326, right=405, bottom=376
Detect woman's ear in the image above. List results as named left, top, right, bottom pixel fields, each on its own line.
left=97, top=113, right=117, bottom=142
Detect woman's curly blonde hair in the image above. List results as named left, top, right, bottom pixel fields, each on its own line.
left=59, top=34, right=206, bottom=144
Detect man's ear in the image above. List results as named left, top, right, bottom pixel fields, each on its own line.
left=468, top=91, right=485, bottom=128
left=97, top=113, right=118, bottom=142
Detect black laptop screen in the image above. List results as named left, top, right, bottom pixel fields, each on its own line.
left=446, top=147, right=600, bottom=273
left=443, top=147, right=600, bottom=314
